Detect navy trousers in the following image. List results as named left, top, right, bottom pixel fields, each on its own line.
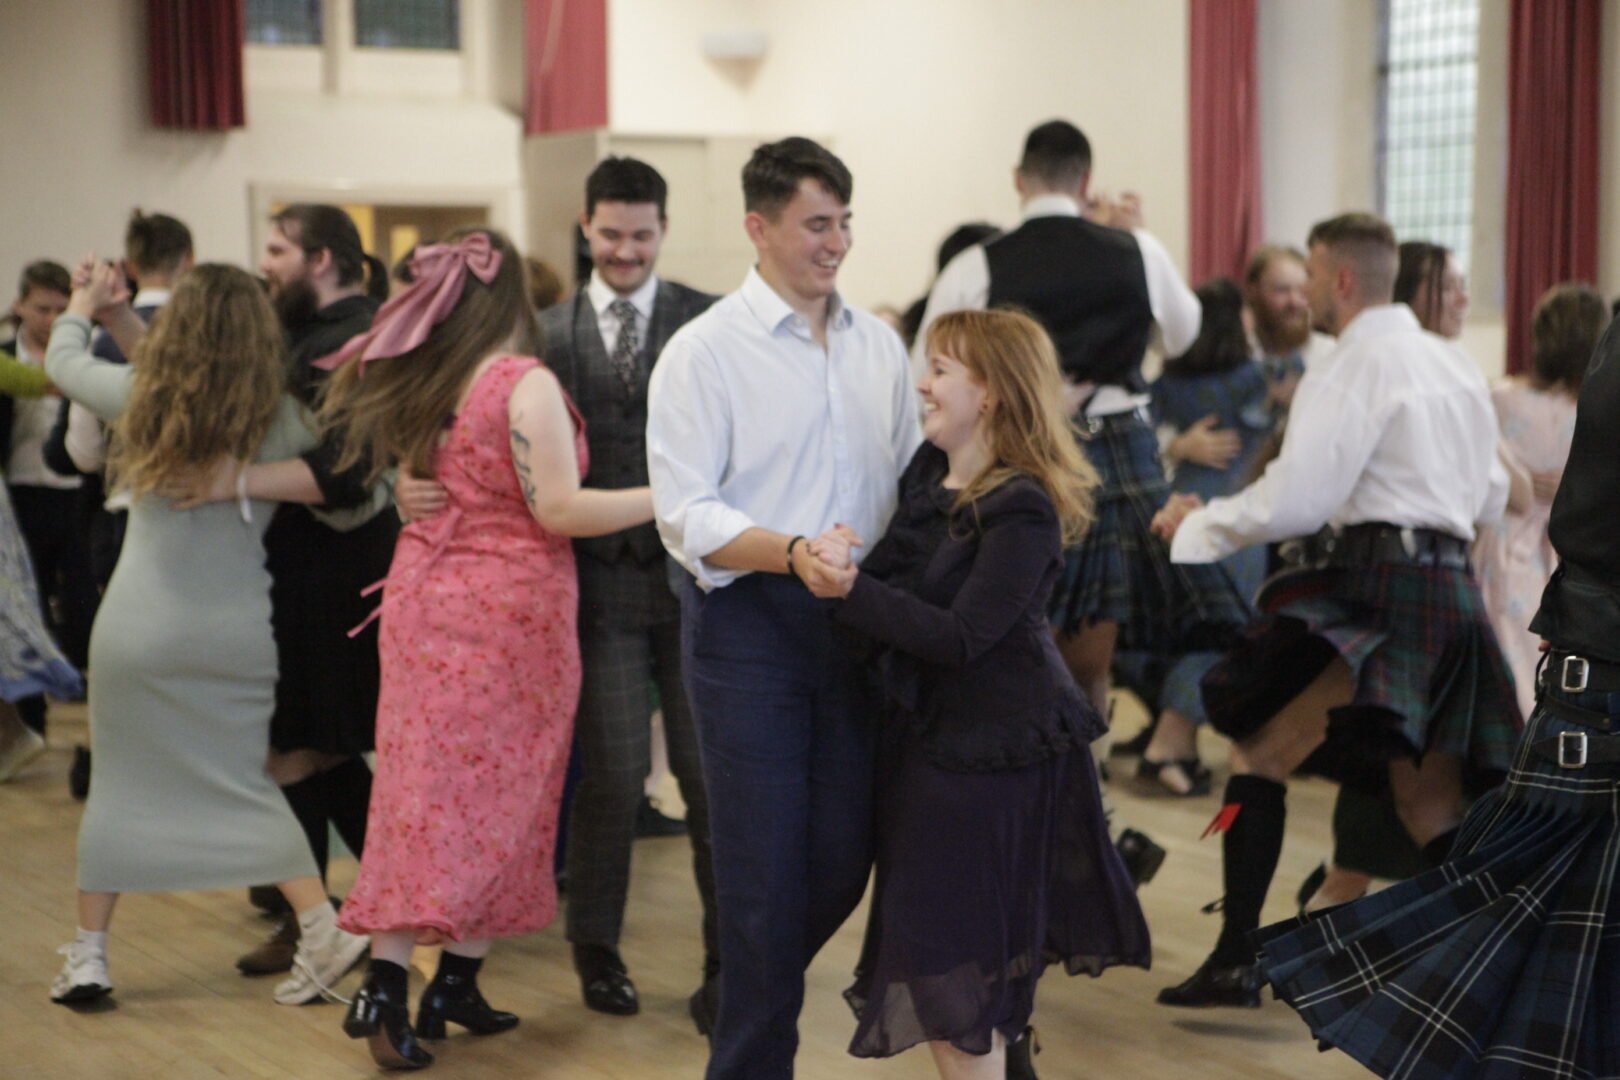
left=681, top=572, right=876, bottom=1080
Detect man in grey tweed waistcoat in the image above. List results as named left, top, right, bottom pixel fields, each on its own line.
left=541, top=157, right=720, bottom=1029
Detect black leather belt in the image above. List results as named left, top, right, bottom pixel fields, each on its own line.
left=1336, top=523, right=1469, bottom=569
left=1530, top=729, right=1620, bottom=768
left=1280, top=523, right=1470, bottom=571
left=1539, top=649, right=1620, bottom=695
left=1074, top=405, right=1152, bottom=438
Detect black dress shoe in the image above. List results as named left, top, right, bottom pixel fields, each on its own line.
left=1156, top=956, right=1263, bottom=1008
left=573, top=944, right=639, bottom=1016
left=69, top=746, right=90, bottom=801
left=687, top=977, right=719, bottom=1037
left=344, top=970, right=434, bottom=1069
left=1115, top=828, right=1167, bottom=887
left=1006, top=1025, right=1040, bottom=1078
left=417, top=973, right=518, bottom=1039
left=634, top=795, right=689, bottom=838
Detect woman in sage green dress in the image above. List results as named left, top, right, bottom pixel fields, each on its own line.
left=43, top=260, right=368, bottom=1010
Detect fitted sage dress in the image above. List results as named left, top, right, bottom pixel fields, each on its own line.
left=47, top=314, right=319, bottom=892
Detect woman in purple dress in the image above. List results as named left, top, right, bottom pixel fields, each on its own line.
left=803, top=310, right=1149, bottom=1079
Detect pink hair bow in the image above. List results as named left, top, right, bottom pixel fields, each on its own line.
left=313, top=232, right=503, bottom=372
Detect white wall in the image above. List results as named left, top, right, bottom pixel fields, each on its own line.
left=0, top=2, right=525, bottom=285
left=607, top=0, right=1192, bottom=310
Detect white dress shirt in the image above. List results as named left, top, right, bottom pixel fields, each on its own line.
left=586, top=270, right=658, bottom=353
left=648, top=268, right=922, bottom=591
left=1171, top=304, right=1509, bottom=564
left=5, top=335, right=80, bottom=489
left=911, top=194, right=1202, bottom=415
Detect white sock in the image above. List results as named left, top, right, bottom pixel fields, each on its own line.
left=75, top=927, right=108, bottom=953
left=296, top=901, right=339, bottom=944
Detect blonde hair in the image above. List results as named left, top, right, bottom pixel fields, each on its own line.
left=108, top=264, right=286, bottom=497
left=321, top=228, right=538, bottom=483
left=924, top=309, right=1097, bottom=545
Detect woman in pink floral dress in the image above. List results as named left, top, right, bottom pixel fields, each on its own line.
left=1475, top=283, right=1607, bottom=717
left=317, top=229, right=653, bottom=1070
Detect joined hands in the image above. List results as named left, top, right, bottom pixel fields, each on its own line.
left=797, top=524, right=863, bottom=599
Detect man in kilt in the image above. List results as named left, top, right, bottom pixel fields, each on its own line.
left=912, top=119, right=1251, bottom=882
left=1152, top=212, right=1520, bottom=1008
left=1251, top=302, right=1620, bottom=1079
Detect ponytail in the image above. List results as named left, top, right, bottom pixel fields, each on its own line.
left=362, top=253, right=389, bottom=301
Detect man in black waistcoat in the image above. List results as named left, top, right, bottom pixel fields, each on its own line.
left=543, top=158, right=720, bottom=1027
left=913, top=120, right=1247, bottom=886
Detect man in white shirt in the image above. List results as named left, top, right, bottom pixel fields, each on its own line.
left=1153, top=212, right=1519, bottom=1008
left=647, top=137, right=920, bottom=1080
left=2, top=260, right=91, bottom=736
left=912, top=119, right=1248, bottom=885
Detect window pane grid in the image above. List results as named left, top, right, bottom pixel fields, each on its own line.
left=1377, top=0, right=1479, bottom=270
left=246, top=0, right=322, bottom=45
left=354, top=0, right=460, bottom=50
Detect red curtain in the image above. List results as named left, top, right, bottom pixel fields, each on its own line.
left=1504, top=0, right=1602, bottom=375
left=525, top=0, right=608, bottom=135
left=147, top=0, right=245, bottom=130
left=1188, top=0, right=1262, bottom=286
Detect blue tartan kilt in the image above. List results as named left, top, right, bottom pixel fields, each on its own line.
left=1047, top=413, right=1250, bottom=651
left=1254, top=684, right=1620, bottom=1079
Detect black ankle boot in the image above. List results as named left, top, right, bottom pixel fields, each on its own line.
left=416, top=973, right=518, bottom=1039
left=1006, top=1025, right=1040, bottom=1078
left=344, top=962, right=434, bottom=1069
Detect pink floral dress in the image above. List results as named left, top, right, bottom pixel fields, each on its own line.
left=340, top=355, right=585, bottom=941
left=1474, top=379, right=1577, bottom=719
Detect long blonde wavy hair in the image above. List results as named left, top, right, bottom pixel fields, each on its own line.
left=108, top=264, right=286, bottom=497
left=925, top=309, right=1098, bottom=545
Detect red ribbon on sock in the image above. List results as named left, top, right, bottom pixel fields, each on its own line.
left=1202, top=802, right=1242, bottom=839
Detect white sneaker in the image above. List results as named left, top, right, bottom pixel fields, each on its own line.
left=0, top=724, right=46, bottom=783
left=50, top=942, right=112, bottom=1005
left=273, top=927, right=368, bottom=1005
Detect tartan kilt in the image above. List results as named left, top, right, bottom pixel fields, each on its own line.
left=1047, top=414, right=1250, bottom=651
left=1254, top=689, right=1620, bottom=1079
left=1200, top=563, right=1522, bottom=793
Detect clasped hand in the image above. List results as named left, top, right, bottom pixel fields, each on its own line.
left=797, top=524, right=862, bottom=599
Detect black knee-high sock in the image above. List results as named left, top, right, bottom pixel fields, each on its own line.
left=434, top=951, right=483, bottom=985
left=1211, top=774, right=1288, bottom=965
left=282, top=773, right=331, bottom=881
left=322, top=757, right=373, bottom=859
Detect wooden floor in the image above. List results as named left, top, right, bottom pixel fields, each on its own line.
left=0, top=697, right=1372, bottom=1079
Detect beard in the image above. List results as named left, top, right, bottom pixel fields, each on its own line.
left=1252, top=301, right=1312, bottom=355
left=272, top=276, right=319, bottom=330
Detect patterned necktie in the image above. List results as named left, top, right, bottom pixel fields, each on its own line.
left=609, top=299, right=640, bottom=390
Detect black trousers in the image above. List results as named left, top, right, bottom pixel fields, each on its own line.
left=10, top=484, right=96, bottom=731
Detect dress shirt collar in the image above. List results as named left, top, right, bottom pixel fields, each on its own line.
left=739, top=266, right=852, bottom=338
left=587, top=270, right=658, bottom=321
left=1020, top=193, right=1082, bottom=222
left=131, top=287, right=171, bottom=309
left=1339, top=303, right=1421, bottom=347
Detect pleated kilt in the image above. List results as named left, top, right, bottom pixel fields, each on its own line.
left=1047, top=411, right=1250, bottom=651
left=1255, top=681, right=1620, bottom=1079
left=1201, top=562, right=1522, bottom=793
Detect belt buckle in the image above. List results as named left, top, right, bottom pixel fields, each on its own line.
left=1561, top=655, right=1591, bottom=693
left=1080, top=416, right=1103, bottom=437
left=1558, top=730, right=1588, bottom=769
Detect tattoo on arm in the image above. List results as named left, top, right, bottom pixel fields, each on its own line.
left=509, top=423, right=538, bottom=511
